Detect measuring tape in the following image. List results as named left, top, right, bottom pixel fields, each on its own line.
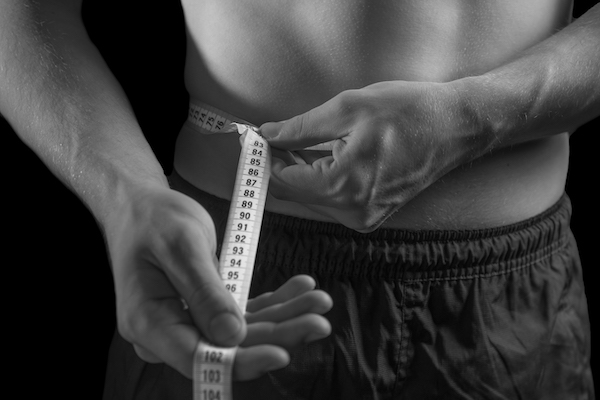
left=186, top=101, right=271, bottom=400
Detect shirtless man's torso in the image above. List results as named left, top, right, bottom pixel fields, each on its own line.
left=175, top=0, right=573, bottom=230
left=2, top=1, right=595, bottom=397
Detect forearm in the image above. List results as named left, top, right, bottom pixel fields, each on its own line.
left=455, top=4, right=600, bottom=156
left=0, top=0, right=167, bottom=227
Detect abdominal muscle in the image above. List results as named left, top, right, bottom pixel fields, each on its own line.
left=175, top=0, right=572, bottom=230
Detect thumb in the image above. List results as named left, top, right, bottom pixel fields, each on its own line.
left=184, top=251, right=247, bottom=347
left=191, top=285, right=247, bottom=348
left=260, top=109, right=341, bottom=151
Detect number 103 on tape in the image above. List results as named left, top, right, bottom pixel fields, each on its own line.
left=194, top=124, right=271, bottom=400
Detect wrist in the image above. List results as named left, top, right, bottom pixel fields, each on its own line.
left=96, top=169, right=169, bottom=234
left=435, top=78, right=499, bottom=167
left=445, top=65, right=547, bottom=160
left=452, top=22, right=600, bottom=152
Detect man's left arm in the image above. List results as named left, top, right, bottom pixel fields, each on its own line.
left=461, top=3, right=600, bottom=147
left=260, top=4, right=600, bottom=232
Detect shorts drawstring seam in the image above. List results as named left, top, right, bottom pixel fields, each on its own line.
left=402, top=234, right=567, bottom=284
left=259, top=232, right=568, bottom=282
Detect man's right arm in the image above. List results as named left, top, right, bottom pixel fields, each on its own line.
left=0, top=0, right=167, bottom=221
left=0, top=0, right=251, bottom=375
left=1, top=0, right=333, bottom=379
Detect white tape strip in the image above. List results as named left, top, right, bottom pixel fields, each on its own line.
left=187, top=101, right=241, bottom=133
left=186, top=100, right=334, bottom=150
left=193, top=120, right=271, bottom=400
left=194, top=344, right=236, bottom=400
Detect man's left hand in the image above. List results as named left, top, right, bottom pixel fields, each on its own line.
left=260, top=81, right=479, bottom=232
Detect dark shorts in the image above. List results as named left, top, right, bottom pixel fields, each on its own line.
left=103, top=172, right=594, bottom=399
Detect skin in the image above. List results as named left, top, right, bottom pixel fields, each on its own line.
left=1, top=0, right=599, bottom=384
left=175, top=0, right=586, bottom=232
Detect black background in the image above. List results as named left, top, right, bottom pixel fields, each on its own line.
left=3, top=1, right=597, bottom=397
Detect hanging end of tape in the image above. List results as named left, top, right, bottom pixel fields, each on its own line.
left=226, top=122, right=259, bottom=136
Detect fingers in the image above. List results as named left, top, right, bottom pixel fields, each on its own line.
left=122, top=294, right=202, bottom=378
left=157, top=209, right=247, bottom=347
left=193, top=274, right=333, bottom=382
left=113, top=188, right=336, bottom=381
left=233, top=346, right=290, bottom=381
left=246, top=290, right=333, bottom=324
left=246, top=274, right=317, bottom=313
left=130, top=310, right=328, bottom=380
left=187, top=277, right=246, bottom=347
left=260, top=104, right=345, bottom=151
left=269, top=154, right=339, bottom=205
left=204, top=310, right=331, bottom=382
left=133, top=344, right=161, bottom=363
left=243, top=275, right=333, bottom=353
left=243, top=314, right=332, bottom=349
left=244, top=291, right=333, bottom=349
left=118, top=196, right=247, bottom=380
left=125, top=272, right=332, bottom=380
left=294, top=149, right=333, bottom=164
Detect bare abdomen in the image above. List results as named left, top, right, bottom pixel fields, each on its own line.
left=176, top=0, right=572, bottom=229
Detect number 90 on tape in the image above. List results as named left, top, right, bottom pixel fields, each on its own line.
left=194, top=124, right=271, bottom=400
left=221, top=125, right=269, bottom=312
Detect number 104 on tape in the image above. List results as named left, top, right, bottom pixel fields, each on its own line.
left=194, top=123, right=271, bottom=400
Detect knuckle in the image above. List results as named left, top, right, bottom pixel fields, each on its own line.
left=117, top=312, right=145, bottom=343
left=335, top=89, right=361, bottom=112
left=116, top=302, right=156, bottom=344
left=332, top=175, right=369, bottom=209
left=334, top=88, right=377, bottom=123
left=188, top=280, right=215, bottom=309
left=295, top=112, right=310, bottom=138
left=188, top=279, right=229, bottom=315
left=160, top=223, right=197, bottom=258
left=281, top=113, right=311, bottom=144
left=155, top=217, right=217, bottom=267
left=138, top=195, right=216, bottom=252
left=133, top=344, right=159, bottom=364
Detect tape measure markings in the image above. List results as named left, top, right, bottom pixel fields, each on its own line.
left=191, top=107, right=271, bottom=400
left=188, top=100, right=252, bottom=134
left=220, top=125, right=270, bottom=312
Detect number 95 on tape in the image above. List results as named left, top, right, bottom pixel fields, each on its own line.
left=194, top=124, right=271, bottom=400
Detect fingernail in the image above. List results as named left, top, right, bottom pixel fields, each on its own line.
left=259, top=122, right=282, bottom=139
left=266, top=358, right=290, bottom=372
left=209, top=313, right=243, bottom=343
left=304, top=327, right=331, bottom=344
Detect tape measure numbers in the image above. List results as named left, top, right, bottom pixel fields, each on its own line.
left=217, top=123, right=270, bottom=313
left=187, top=102, right=271, bottom=400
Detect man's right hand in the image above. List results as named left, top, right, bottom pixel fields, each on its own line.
left=105, top=184, right=332, bottom=380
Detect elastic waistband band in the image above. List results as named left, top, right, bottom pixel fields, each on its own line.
left=169, top=170, right=573, bottom=280
left=260, top=193, right=573, bottom=280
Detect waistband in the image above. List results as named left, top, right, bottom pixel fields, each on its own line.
left=169, top=170, right=573, bottom=280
